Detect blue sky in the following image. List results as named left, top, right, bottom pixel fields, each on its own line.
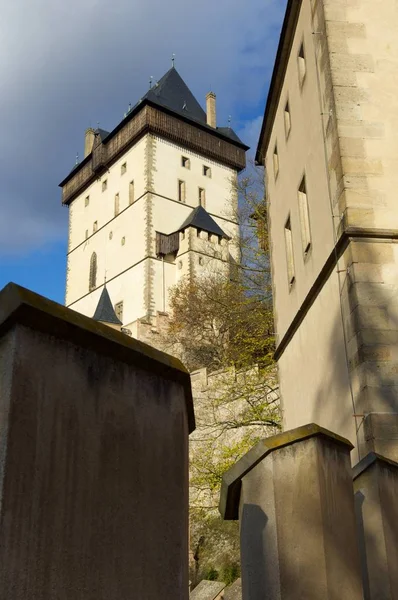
left=0, top=0, right=286, bottom=304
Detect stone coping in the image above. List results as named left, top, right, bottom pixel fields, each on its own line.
left=0, top=283, right=195, bottom=433
left=219, top=423, right=352, bottom=520
left=190, top=580, right=226, bottom=600
left=352, top=451, right=398, bottom=481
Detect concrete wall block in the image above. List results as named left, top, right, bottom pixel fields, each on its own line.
left=351, top=281, right=398, bottom=308
left=338, top=122, right=385, bottom=140
left=329, top=53, right=375, bottom=74
left=0, top=283, right=194, bottom=600
left=350, top=241, right=394, bottom=265
left=339, top=137, right=367, bottom=158
left=342, top=157, right=383, bottom=177
left=221, top=425, right=363, bottom=600
left=350, top=263, right=384, bottom=284
left=354, top=454, right=398, bottom=599
left=361, top=414, right=398, bottom=462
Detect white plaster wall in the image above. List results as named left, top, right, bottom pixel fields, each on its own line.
left=66, top=199, right=147, bottom=306
left=68, top=261, right=147, bottom=326
left=152, top=137, right=238, bottom=223
left=68, top=136, right=147, bottom=252
left=265, top=0, right=335, bottom=341
left=278, top=270, right=359, bottom=461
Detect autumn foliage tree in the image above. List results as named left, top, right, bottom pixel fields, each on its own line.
left=162, top=163, right=280, bottom=585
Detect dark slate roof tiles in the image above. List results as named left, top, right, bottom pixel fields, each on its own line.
left=92, top=287, right=122, bottom=325
left=179, top=205, right=229, bottom=239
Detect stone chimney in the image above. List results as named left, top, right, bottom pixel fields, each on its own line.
left=206, top=92, right=216, bottom=128
left=84, top=127, right=96, bottom=157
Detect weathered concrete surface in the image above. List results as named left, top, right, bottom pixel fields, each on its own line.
left=221, top=424, right=363, bottom=600
left=223, top=578, right=241, bottom=600
left=0, top=282, right=194, bottom=600
left=353, top=453, right=398, bottom=600
left=190, top=580, right=226, bottom=600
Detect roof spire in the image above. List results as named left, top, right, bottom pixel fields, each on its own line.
left=172, top=53, right=175, bottom=68
left=75, top=152, right=79, bottom=165
left=228, top=115, right=232, bottom=127
left=149, top=76, right=153, bottom=89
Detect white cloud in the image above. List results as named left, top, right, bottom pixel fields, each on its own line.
left=0, top=0, right=286, bottom=254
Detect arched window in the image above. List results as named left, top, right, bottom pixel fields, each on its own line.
left=89, top=252, right=97, bottom=291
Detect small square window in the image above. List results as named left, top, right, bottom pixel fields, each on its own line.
left=121, top=162, right=127, bottom=175
left=298, top=42, right=306, bottom=86
left=85, top=195, right=90, bottom=207
left=114, top=301, right=123, bottom=322
left=182, top=156, right=190, bottom=169
left=284, top=101, right=291, bottom=138
left=102, top=179, right=108, bottom=192
left=203, top=165, right=211, bottom=178
left=178, top=180, right=186, bottom=202
left=93, top=221, right=98, bottom=233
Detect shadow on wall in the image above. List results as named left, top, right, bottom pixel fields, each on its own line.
left=240, top=505, right=268, bottom=600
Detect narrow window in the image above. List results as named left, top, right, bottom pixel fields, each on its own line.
left=298, top=177, right=311, bottom=255
left=199, top=187, right=206, bottom=207
left=273, top=144, right=279, bottom=180
left=114, top=301, right=124, bottom=322
left=114, top=193, right=120, bottom=216
left=102, top=179, right=107, bottom=192
left=93, top=221, right=98, bottom=233
left=178, top=180, right=186, bottom=202
left=85, top=229, right=89, bottom=240
left=85, top=195, right=90, bottom=207
left=284, top=101, right=291, bottom=138
left=121, top=236, right=126, bottom=246
left=129, top=180, right=135, bottom=205
left=284, top=217, right=295, bottom=287
left=121, top=162, right=127, bottom=175
left=203, top=165, right=211, bottom=178
left=89, top=252, right=97, bottom=291
left=298, top=42, right=306, bottom=86
left=197, top=229, right=201, bottom=238
left=182, top=156, right=190, bottom=169
left=181, top=230, right=185, bottom=240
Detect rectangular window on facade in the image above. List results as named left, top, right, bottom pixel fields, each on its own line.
left=85, top=229, right=89, bottom=240
left=203, top=165, right=211, bottom=178
left=284, top=101, right=291, bottom=138
left=121, top=162, right=127, bottom=175
left=114, top=301, right=123, bottom=323
left=199, top=187, right=206, bottom=207
left=178, top=180, right=186, bottom=202
left=102, top=179, right=107, bottom=192
left=298, top=42, right=306, bottom=86
left=85, top=195, right=90, bottom=207
left=284, top=217, right=295, bottom=287
left=182, top=156, right=190, bottom=169
left=273, top=145, right=279, bottom=180
left=93, top=221, right=98, bottom=233
left=298, top=177, right=311, bottom=254
left=114, top=193, right=120, bottom=217
left=129, top=181, right=135, bottom=205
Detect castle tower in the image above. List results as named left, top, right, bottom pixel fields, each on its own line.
left=256, top=0, right=398, bottom=462
left=60, top=67, right=248, bottom=335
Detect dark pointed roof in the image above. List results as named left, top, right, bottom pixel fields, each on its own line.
left=179, top=206, right=229, bottom=239
left=143, top=68, right=207, bottom=125
left=92, top=287, right=122, bottom=325
left=138, top=68, right=245, bottom=146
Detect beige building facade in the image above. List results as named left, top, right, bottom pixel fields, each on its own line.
left=256, top=0, right=398, bottom=462
left=61, top=68, right=247, bottom=335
